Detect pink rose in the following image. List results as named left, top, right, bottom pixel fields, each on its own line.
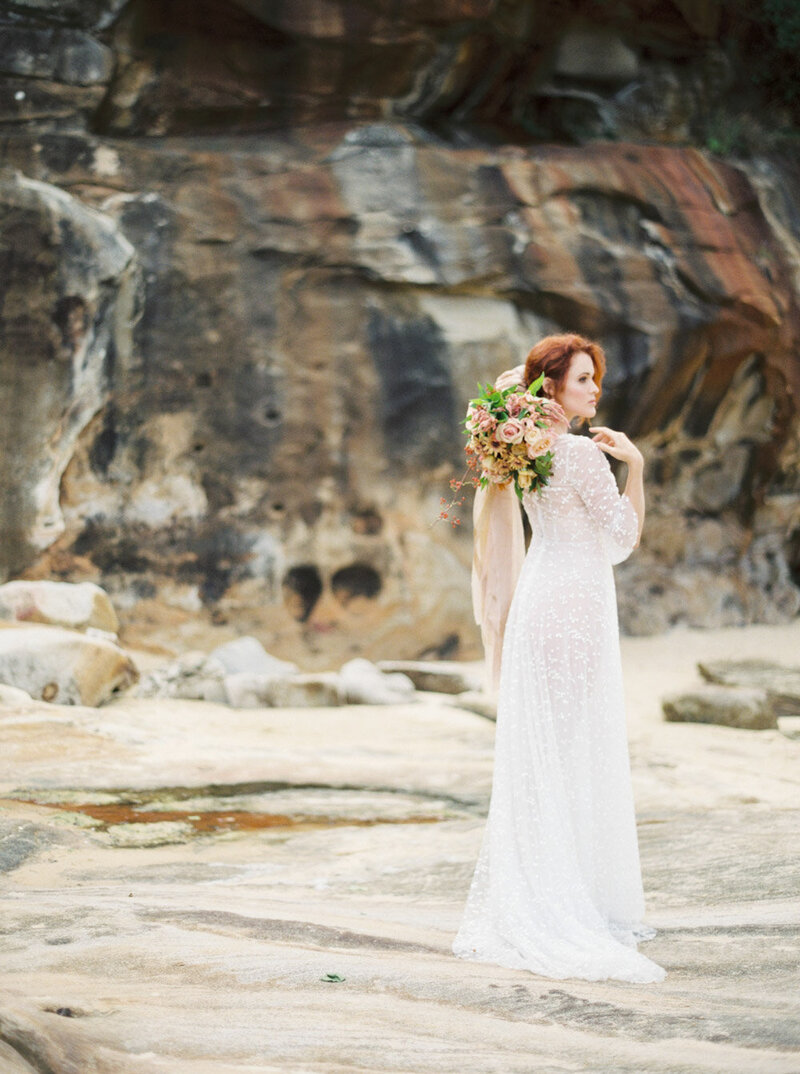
left=496, top=418, right=525, bottom=444
left=505, top=393, right=524, bottom=417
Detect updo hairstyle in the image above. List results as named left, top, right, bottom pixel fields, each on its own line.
left=524, top=333, right=606, bottom=402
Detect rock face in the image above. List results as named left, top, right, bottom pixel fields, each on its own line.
left=1, top=2, right=800, bottom=664
left=30, top=0, right=781, bottom=150
left=0, top=172, right=138, bottom=579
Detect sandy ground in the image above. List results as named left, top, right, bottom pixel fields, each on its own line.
left=0, top=620, right=798, bottom=1073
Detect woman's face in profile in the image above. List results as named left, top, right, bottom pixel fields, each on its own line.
left=554, top=351, right=599, bottom=422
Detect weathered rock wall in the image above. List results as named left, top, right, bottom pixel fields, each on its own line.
left=1, top=1, right=800, bottom=664
left=0, top=171, right=137, bottom=575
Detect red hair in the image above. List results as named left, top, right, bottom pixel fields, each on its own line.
left=524, top=334, right=606, bottom=402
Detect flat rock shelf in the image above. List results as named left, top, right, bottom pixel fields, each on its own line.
left=1, top=620, right=799, bottom=1073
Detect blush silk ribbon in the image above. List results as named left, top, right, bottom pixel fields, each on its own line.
left=471, top=480, right=525, bottom=695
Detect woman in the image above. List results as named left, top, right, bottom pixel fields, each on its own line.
left=453, top=334, right=665, bottom=984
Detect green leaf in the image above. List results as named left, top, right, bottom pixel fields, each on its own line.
left=320, top=973, right=346, bottom=983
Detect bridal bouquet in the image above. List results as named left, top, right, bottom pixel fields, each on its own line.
left=464, top=373, right=567, bottom=500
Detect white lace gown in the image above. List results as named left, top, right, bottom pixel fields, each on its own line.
left=453, top=432, right=666, bottom=983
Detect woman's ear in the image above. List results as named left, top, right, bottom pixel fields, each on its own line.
left=542, top=376, right=556, bottom=398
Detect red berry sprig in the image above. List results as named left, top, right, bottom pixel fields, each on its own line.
left=433, top=468, right=479, bottom=527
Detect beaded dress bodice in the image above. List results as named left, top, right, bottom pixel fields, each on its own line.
left=523, top=432, right=638, bottom=562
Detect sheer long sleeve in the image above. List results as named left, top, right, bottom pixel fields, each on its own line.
left=564, top=436, right=639, bottom=565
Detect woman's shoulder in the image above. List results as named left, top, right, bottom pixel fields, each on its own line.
left=554, top=432, right=600, bottom=455
left=553, top=432, right=608, bottom=482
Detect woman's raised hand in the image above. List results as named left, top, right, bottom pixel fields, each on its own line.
left=589, top=426, right=643, bottom=468
left=493, top=364, right=526, bottom=391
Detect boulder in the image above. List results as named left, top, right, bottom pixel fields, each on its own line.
left=662, top=685, right=777, bottom=730
left=779, top=716, right=800, bottom=741
left=0, top=580, right=118, bottom=633
left=376, top=660, right=482, bottom=694
left=0, top=625, right=137, bottom=706
left=211, top=636, right=297, bottom=678
left=135, top=652, right=227, bottom=703
left=265, top=673, right=343, bottom=709
left=698, top=660, right=800, bottom=717
left=225, top=671, right=342, bottom=709
left=0, top=683, right=36, bottom=706
left=339, top=659, right=416, bottom=705
left=553, top=28, right=639, bottom=84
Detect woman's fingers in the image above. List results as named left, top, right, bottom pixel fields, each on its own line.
left=594, top=440, right=619, bottom=456
left=590, top=426, right=627, bottom=447
left=589, top=426, right=642, bottom=465
left=494, top=364, right=525, bottom=390
left=589, top=425, right=616, bottom=441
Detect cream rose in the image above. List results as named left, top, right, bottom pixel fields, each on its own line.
left=524, top=426, right=553, bottom=458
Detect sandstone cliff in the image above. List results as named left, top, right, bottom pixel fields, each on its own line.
left=1, top=0, right=799, bottom=664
